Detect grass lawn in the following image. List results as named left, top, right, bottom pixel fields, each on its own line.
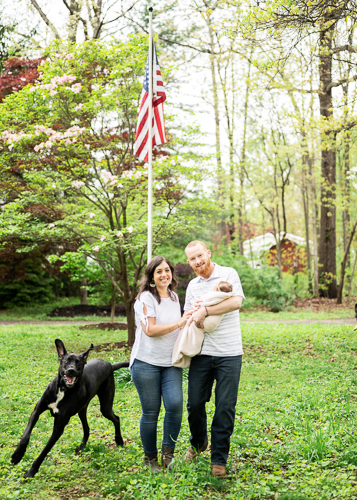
left=1, top=323, right=357, bottom=499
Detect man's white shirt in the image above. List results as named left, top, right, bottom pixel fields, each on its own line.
left=184, top=263, right=245, bottom=357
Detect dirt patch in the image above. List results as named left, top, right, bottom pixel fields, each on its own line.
left=92, top=341, right=128, bottom=352
left=48, top=304, right=126, bottom=318
left=292, top=296, right=356, bottom=313
left=79, top=321, right=128, bottom=331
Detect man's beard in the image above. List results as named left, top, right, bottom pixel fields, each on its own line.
left=194, top=258, right=211, bottom=277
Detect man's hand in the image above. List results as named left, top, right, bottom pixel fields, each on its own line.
left=191, top=307, right=206, bottom=329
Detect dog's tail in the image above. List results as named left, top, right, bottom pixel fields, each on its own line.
left=112, top=361, right=130, bottom=371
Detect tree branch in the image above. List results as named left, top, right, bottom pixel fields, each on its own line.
left=30, top=0, right=61, bottom=39
left=325, top=74, right=357, bottom=92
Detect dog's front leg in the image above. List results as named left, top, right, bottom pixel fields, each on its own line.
left=24, top=415, right=70, bottom=478
left=11, top=397, right=48, bottom=466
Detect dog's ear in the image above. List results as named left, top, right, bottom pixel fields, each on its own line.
left=55, top=339, right=67, bottom=360
left=80, top=343, right=94, bottom=364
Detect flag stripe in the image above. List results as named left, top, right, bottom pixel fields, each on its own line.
left=134, top=42, right=167, bottom=162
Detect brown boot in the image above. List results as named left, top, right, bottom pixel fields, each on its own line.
left=211, top=464, right=226, bottom=478
left=144, top=452, right=161, bottom=473
left=183, top=442, right=208, bottom=462
left=161, top=445, right=175, bottom=471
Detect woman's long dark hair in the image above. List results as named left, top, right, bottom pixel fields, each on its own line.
left=137, top=256, right=178, bottom=304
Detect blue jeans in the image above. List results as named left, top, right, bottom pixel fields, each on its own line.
left=187, top=355, right=242, bottom=466
left=131, top=359, right=183, bottom=454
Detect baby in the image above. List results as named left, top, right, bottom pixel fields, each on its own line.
left=211, top=281, right=233, bottom=294
left=172, top=280, right=234, bottom=367
left=191, top=280, right=233, bottom=332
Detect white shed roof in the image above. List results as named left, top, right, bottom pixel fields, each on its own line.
left=243, top=232, right=305, bottom=259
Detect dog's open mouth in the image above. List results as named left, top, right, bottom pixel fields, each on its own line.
left=63, top=375, right=77, bottom=387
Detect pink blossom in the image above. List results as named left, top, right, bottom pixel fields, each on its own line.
left=29, top=86, right=37, bottom=92
left=50, top=89, right=57, bottom=96
left=84, top=144, right=90, bottom=150
left=44, top=141, right=53, bottom=149
left=51, top=74, right=76, bottom=86
left=66, top=53, right=75, bottom=60
left=134, top=171, right=142, bottom=179
left=94, top=245, right=100, bottom=252
left=52, top=183, right=56, bottom=188
left=95, top=101, right=101, bottom=107
left=71, top=180, right=85, bottom=189
left=127, top=226, right=133, bottom=233
left=88, top=212, right=95, bottom=218
left=117, top=231, right=123, bottom=237
left=122, top=170, right=134, bottom=179
left=49, top=223, right=55, bottom=228
left=100, top=235, right=106, bottom=241
left=144, top=163, right=149, bottom=169
left=102, top=171, right=118, bottom=185
left=71, top=83, right=82, bottom=94
left=74, top=103, right=83, bottom=111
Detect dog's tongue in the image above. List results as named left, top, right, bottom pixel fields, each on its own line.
left=67, top=376, right=74, bottom=384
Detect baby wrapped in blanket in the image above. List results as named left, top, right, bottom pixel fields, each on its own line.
left=172, top=281, right=233, bottom=368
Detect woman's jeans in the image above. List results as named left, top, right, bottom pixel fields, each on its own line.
left=131, top=359, right=183, bottom=454
left=187, top=354, right=242, bottom=466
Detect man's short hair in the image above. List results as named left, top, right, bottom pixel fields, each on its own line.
left=185, top=240, right=208, bottom=253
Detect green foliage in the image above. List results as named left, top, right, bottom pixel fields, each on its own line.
left=0, top=250, right=55, bottom=308
left=0, top=37, right=206, bottom=341
left=214, top=253, right=296, bottom=312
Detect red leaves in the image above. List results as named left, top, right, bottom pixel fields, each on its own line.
left=0, top=57, right=44, bottom=102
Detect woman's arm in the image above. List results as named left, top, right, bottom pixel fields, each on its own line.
left=141, top=305, right=191, bottom=338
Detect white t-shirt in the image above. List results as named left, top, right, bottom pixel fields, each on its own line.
left=184, top=263, right=245, bottom=357
left=130, top=290, right=181, bottom=367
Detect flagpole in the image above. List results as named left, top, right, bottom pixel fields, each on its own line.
left=147, top=6, right=153, bottom=263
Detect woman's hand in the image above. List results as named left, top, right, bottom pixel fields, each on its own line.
left=178, top=310, right=191, bottom=328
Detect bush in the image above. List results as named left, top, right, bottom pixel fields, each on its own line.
left=0, top=251, right=55, bottom=308
left=174, top=262, right=195, bottom=312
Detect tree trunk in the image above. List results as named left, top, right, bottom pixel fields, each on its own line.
left=309, top=159, right=319, bottom=295
left=126, top=301, right=136, bottom=347
left=342, top=136, right=351, bottom=268
left=238, top=55, right=252, bottom=256
left=337, top=218, right=357, bottom=304
left=79, top=278, right=88, bottom=305
left=110, top=294, right=116, bottom=323
left=207, top=23, right=223, bottom=204
left=348, top=249, right=357, bottom=301
left=301, top=159, right=313, bottom=293
left=318, top=27, right=337, bottom=298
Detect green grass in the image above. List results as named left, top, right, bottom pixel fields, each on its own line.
left=240, top=307, right=354, bottom=321
left=1, top=323, right=357, bottom=498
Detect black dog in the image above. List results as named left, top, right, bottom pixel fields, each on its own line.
left=11, top=338, right=129, bottom=478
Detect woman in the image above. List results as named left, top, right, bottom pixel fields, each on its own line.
left=130, top=256, right=190, bottom=472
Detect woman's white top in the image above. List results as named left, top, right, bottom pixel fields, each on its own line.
left=129, top=290, right=181, bottom=368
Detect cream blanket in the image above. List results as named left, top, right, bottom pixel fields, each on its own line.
left=172, top=291, right=233, bottom=368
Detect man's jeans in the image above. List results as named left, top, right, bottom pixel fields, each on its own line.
left=131, top=359, right=183, bottom=454
left=187, top=354, right=242, bottom=466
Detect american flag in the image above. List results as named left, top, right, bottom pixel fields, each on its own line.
left=134, top=42, right=167, bottom=161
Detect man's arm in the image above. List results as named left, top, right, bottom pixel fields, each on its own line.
left=191, top=296, right=243, bottom=325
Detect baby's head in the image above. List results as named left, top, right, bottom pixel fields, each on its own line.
left=212, top=281, right=232, bottom=293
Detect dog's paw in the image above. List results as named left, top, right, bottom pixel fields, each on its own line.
left=115, top=435, right=124, bottom=447
left=24, top=468, right=36, bottom=479
left=11, top=448, right=25, bottom=465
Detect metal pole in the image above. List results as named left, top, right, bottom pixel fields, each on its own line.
left=147, top=6, right=153, bottom=263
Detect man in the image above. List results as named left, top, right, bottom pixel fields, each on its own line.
left=184, top=240, right=245, bottom=478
